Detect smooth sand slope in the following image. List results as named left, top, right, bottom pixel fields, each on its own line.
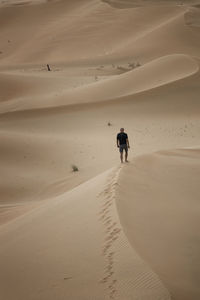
left=0, top=53, right=199, bottom=112
left=0, top=0, right=200, bottom=299
left=0, top=1, right=188, bottom=65
left=1, top=75, right=200, bottom=224
left=116, top=149, right=200, bottom=300
left=0, top=168, right=171, bottom=300
left=0, top=0, right=200, bottom=66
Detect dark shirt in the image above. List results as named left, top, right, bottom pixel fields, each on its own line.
left=117, top=132, right=128, bottom=145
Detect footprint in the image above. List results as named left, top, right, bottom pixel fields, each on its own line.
left=105, top=264, right=113, bottom=272
left=99, top=207, right=110, bottom=215
left=102, top=202, right=112, bottom=209
left=105, top=235, right=113, bottom=242
left=109, top=289, right=116, bottom=299
left=102, top=201, right=112, bottom=207
left=109, top=222, right=117, bottom=229
left=112, top=279, right=117, bottom=284
left=107, top=252, right=114, bottom=258
left=64, top=276, right=72, bottom=280
left=98, top=167, right=121, bottom=298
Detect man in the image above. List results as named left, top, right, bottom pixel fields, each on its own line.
left=117, top=128, right=130, bottom=163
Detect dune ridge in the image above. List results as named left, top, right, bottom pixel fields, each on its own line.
left=0, top=54, right=199, bottom=113
left=116, top=148, right=200, bottom=300
left=0, top=1, right=198, bottom=65
left=0, top=167, right=171, bottom=300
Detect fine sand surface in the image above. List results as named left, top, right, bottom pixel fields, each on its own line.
left=0, top=168, right=171, bottom=300
left=116, top=149, right=200, bottom=300
left=0, top=0, right=200, bottom=299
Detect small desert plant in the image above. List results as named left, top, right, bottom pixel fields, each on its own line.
left=107, top=122, right=112, bottom=126
left=72, top=165, right=79, bottom=172
left=117, top=65, right=129, bottom=72
left=136, top=62, right=141, bottom=67
left=128, top=62, right=135, bottom=69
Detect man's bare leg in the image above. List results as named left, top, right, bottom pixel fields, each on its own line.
left=125, top=151, right=128, bottom=162
left=120, top=152, right=123, bottom=163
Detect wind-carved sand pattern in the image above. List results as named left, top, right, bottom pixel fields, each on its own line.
left=98, top=166, right=122, bottom=299
left=97, top=166, right=172, bottom=300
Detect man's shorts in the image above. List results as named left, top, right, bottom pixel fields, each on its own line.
left=119, top=144, right=128, bottom=153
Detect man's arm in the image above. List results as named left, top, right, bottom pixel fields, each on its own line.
left=116, top=135, right=119, bottom=147
left=126, top=138, right=130, bottom=148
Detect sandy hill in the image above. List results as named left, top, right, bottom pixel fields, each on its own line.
left=0, top=0, right=200, bottom=299
left=0, top=0, right=200, bottom=65
left=116, top=148, right=200, bottom=300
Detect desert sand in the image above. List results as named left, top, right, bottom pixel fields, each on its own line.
left=0, top=0, right=200, bottom=299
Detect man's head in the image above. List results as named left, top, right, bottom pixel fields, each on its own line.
left=120, top=128, right=124, bottom=133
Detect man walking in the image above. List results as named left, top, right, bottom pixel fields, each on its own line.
left=117, top=128, right=130, bottom=163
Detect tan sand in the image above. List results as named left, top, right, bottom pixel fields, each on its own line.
left=0, top=0, right=200, bottom=299
left=0, top=54, right=199, bottom=113
left=116, top=149, right=200, bottom=300
left=0, top=167, right=171, bottom=300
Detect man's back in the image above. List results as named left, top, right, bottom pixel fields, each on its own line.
left=117, top=132, right=128, bottom=145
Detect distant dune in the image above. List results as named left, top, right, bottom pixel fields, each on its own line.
left=0, top=54, right=199, bottom=113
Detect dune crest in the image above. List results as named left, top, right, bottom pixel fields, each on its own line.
left=0, top=168, right=171, bottom=300
left=0, top=54, right=198, bottom=113
left=116, top=148, right=200, bottom=300
left=63, top=53, right=199, bottom=103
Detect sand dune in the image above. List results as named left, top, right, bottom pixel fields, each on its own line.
left=0, top=0, right=200, bottom=299
left=56, top=54, right=199, bottom=105
left=0, top=54, right=198, bottom=113
left=116, top=148, right=200, bottom=300
left=0, top=168, right=171, bottom=300
left=103, top=0, right=200, bottom=9
left=114, top=8, right=200, bottom=62
left=0, top=72, right=72, bottom=102
left=0, top=0, right=198, bottom=65
left=0, top=77, right=200, bottom=226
